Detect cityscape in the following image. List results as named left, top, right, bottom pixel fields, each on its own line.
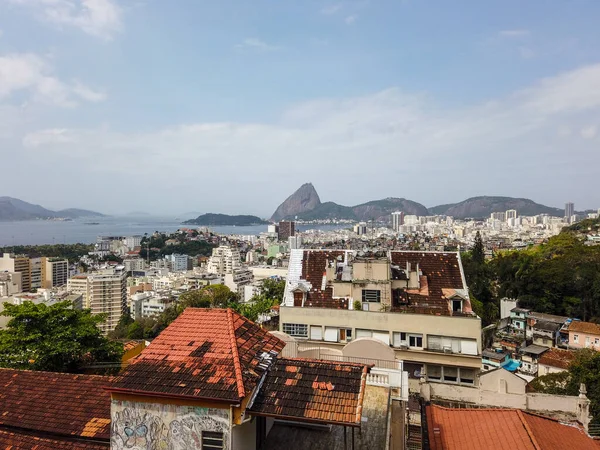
left=1, top=1, right=600, bottom=449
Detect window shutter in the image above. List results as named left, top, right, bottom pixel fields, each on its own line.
left=372, top=331, right=390, bottom=345
left=461, top=340, right=478, bottom=355
left=356, top=329, right=372, bottom=339
left=324, top=327, right=338, bottom=342
left=310, top=326, right=322, bottom=341
left=428, top=336, right=442, bottom=350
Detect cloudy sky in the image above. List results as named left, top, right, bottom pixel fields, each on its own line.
left=0, top=0, right=599, bottom=216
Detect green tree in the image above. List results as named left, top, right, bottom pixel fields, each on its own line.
left=0, top=301, right=123, bottom=373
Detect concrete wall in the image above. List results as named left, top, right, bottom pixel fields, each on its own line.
left=538, top=363, right=567, bottom=376
left=232, top=420, right=256, bottom=450
left=527, top=393, right=579, bottom=414
left=343, top=338, right=396, bottom=361
left=111, top=400, right=231, bottom=450
left=280, top=306, right=481, bottom=368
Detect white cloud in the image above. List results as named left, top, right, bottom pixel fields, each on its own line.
left=519, top=47, right=535, bottom=59
left=9, top=0, right=122, bottom=40
left=580, top=125, right=597, bottom=139
left=0, top=52, right=106, bottom=107
left=345, top=15, right=357, bottom=25
left=499, top=29, right=530, bottom=38
left=23, top=128, right=77, bottom=147
left=234, top=38, right=281, bottom=52
left=321, top=3, right=342, bottom=15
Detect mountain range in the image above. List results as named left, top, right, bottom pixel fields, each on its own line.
left=0, top=197, right=104, bottom=221
left=270, top=184, right=568, bottom=221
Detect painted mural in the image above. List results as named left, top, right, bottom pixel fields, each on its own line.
left=111, top=400, right=230, bottom=450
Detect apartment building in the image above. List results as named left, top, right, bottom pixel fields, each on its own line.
left=30, top=257, right=42, bottom=290
left=278, top=221, right=295, bottom=242
left=0, top=271, right=22, bottom=296
left=207, top=245, right=241, bottom=274
left=123, top=258, right=146, bottom=272
left=41, top=257, right=68, bottom=288
left=67, top=270, right=127, bottom=333
left=280, top=249, right=482, bottom=386
left=0, top=253, right=31, bottom=292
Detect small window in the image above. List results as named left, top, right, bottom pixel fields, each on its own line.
left=444, top=366, right=458, bottom=382
left=283, top=323, right=308, bottom=338
left=362, top=290, right=381, bottom=302
left=573, top=334, right=579, bottom=343
left=409, top=334, right=423, bottom=348
left=459, top=368, right=475, bottom=385
left=452, top=299, right=462, bottom=312
left=427, top=365, right=442, bottom=381
left=393, top=332, right=408, bottom=347
left=202, top=431, right=224, bottom=450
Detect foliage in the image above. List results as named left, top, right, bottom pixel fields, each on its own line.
left=462, top=231, right=496, bottom=325
left=354, top=300, right=363, bottom=311
left=230, top=278, right=286, bottom=322
left=0, top=243, right=93, bottom=261
left=529, top=349, right=600, bottom=424
left=139, top=233, right=214, bottom=261
left=0, top=301, right=123, bottom=373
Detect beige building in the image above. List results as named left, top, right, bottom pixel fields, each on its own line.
left=207, top=245, right=241, bottom=274
left=0, top=253, right=31, bottom=292
left=41, top=257, right=68, bottom=288
left=67, top=270, right=127, bottom=333
left=0, top=271, right=22, bottom=296
left=281, top=250, right=481, bottom=387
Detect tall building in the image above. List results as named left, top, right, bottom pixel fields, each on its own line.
left=124, top=235, right=143, bottom=249
left=353, top=222, right=367, bottom=235
left=490, top=212, right=505, bottom=222
left=505, top=210, right=518, bottom=221
left=0, top=253, right=31, bottom=292
left=0, top=272, right=22, bottom=296
left=391, top=211, right=405, bottom=232
left=404, top=215, right=419, bottom=225
left=565, top=202, right=574, bottom=221
left=288, top=235, right=303, bottom=250
left=166, top=253, right=192, bottom=272
left=69, top=270, right=127, bottom=333
left=207, top=246, right=241, bottom=274
left=30, top=257, right=42, bottom=290
left=278, top=221, right=295, bottom=242
left=41, top=257, right=68, bottom=288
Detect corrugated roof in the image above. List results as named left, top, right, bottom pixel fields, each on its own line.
left=109, top=308, right=285, bottom=402
left=426, top=405, right=600, bottom=450
left=249, top=358, right=367, bottom=427
left=0, top=369, right=112, bottom=441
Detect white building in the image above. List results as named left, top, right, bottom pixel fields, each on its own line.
left=207, top=246, right=241, bottom=274
left=124, top=258, right=146, bottom=272
left=288, top=235, right=303, bottom=250
left=391, top=212, right=405, bottom=231
left=165, top=253, right=191, bottom=272
left=130, top=291, right=170, bottom=319
left=353, top=222, right=368, bottom=235
left=505, top=210, right=518, bottom=221
left=124, top=235, right=143, bottom=249
left=404, top=215, right=419, bottom=225
left=0, top=272, right=22, bottom=297
left=224, top=269, right=254, bottom=301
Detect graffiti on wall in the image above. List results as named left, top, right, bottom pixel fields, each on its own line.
left=111, top=400, right=230, bottom=450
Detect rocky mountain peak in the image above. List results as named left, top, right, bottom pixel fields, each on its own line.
left=270, top=183, right=321, bottom=221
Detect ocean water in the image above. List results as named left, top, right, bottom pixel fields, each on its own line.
left=0, top=217, right=348, bottom=246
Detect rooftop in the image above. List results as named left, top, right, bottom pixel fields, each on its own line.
left=567, top=321, right=600, bottom=336
left=511, top=307, right=530, bottom=314
left=426, top=405, right=600, bottom=450
left=520, top=344, right=549, bottom=356
left=528, top=312, right=569, bottom=324
left=109, top=308, right=285, bottom=402
left=249, top=358, right=367, bottom=427
left=538, top=348, right=578, bottom=370
left=0, top=368, right=111, bottom=445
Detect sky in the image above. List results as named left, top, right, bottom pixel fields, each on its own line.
left=0, top=0, right=599, bottom=217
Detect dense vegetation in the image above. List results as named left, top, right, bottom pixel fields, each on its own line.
left=110, top=278, right=285, bottom=340
left=529, top=349, right=600, bottom=424
left=0, top=243, right=94, bottom=261
left=183, top=213, right=269, bottom=226
left=139, top=233, right=215, bottom=261
left=0, top=301, right=122, bottom=373
left=463, top=220, right=600, bottom=325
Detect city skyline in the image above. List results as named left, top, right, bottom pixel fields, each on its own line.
left=0, top=1, right=599, bottom=215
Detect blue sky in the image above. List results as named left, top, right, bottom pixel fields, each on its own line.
left=0, top=0, right=599, bottom=215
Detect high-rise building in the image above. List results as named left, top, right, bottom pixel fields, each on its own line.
left=0, top=253, right=31, bottom=292
left=505, top=210, right=518, bottom=221
left=123, top=258, right=146, bottom=273
left=0, top=272, right=22, bottom=296
left=30, top=257, right=42, bottom=290
left=207, top=246, right=241, bottom=274
left=278, top=221, right=295, bottom=242
left=41, top=257, right=68, bottom=288
left=288, top=235, right=303, bottom=250
left=353, top=222, right=368, bottom=235
left=404, top=215, right=419, bottom=225
left=166, top=253, right=192, bottom=272
left=391, top=212, right=405, bottom=232
left=124, top=235, right=143, bottom=249
left=565, top=202, right=574, bottom=221
left=490, top=212, right=506, bottom=222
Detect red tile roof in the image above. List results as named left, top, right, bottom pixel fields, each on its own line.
left=249, top=358, right=367, bottom=427
left=300, top=250, right=349, bottom=309
left=109, top=308, right=285, bottom=402
left=0, top=369, right=112, bottom=441
left=426, top=405, right=600, bottom=450
left=538, top=348, right=577, bottom=370
left=568, top=321, right=600, bottom=336
left=0, top=429, right=108, bottom=449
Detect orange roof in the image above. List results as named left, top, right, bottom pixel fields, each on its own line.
left=0, top=429, right=108, bottom=449
left=109, top=308, right=285, bottom=402
left=426, top=405, right=599, bottom=450
left=248, top=358, right=368, bottom=427
left=538, top=348, right=577, bottom=370
left=568, top=321, right=600, bottom=336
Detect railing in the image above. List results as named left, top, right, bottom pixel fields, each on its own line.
left=588, top=424, right=600, bottom=437
left=366, top=372, right=390, bottom=386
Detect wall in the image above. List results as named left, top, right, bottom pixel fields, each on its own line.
left=111, top=399, right=231, bottom=450
left=231, top=420, right=256, bottom=450
left=537, top=363, right=567, bottom=376
left=568, top=330, right=600, bottom=350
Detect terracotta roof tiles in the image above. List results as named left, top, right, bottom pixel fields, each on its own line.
left=249, top=358, right=367, bottom=427
left=109, top=308, right=285, bottom=402
left=568, top=321, right=600, bottom=336
left=0, top=429, right=108, bottom=449
left=538, top=348, right=577, bottom=370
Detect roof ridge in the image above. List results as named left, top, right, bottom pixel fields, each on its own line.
left=227, top=308, right=246, bottom=400
left=281, top=357, right=371, bottom=368
left=517, top=410, right=542, bottom=450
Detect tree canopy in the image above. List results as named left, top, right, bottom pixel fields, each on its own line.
left=0, top=301, right=123, bottom=373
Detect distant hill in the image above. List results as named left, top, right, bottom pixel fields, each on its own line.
left=183, top=213, right=269, bottom=226
left=271, top=183, right=321, bottom=221
left=0, top=197, right=104, bottom=221
left=429, top=196, right=564, bottom=219
left=271, top=184, right=429, bottom=222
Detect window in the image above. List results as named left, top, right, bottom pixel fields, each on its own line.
left=427, top=365, right=442, bottom=381
left=444, top=366, right=458, bottom=382
left=310, top=326, right=322, bottom=341
left=452, top=299, right=462, bottom=312
left=356, top=329, right=372, bottom=339
left=362, top=289, right=381, bottom=302
left=372, top=331, right=390, bottom=345
left=409, top=334, right=423, bottom=348
left=427, top=336, right=477, bottom=355
left=427, top=365, right=476, bottom=385
left=573, top=334, right=579, bottom=343
left=460, top=368, right=476, bottom=385
left=393, top=332, right=407, bottom=347
left=202, top=431, right=224, bottom=450
left=283, top=323, right=308, bottom=338
left=324, top=327, right=339, bottom=342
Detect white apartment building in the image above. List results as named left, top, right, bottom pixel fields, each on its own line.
left=207, top=246, right=241, bottom=274
left=391, top=211, right=405, bottom=231
left=224, top=269, right=254, bottom=301
left=124, top=258, right=146, bottom=272
left=130, top=291, right=170, bottom=320
left=505, top=209, right=518, bottom=220
left=0, top=272, right=22, bottom=297
left=288, top=236, right=303, bottom=250
left=165, top=253, right=191, bottom=272
left=124, top=235, right=143, bottom=249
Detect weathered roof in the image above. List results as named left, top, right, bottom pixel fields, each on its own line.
left=511, top=307, right=530, bottom=314
left=533, top=320, right=561, bottom=332
left=426, top=405, right=600, bottom=450
left=568, top=321, right=600, bottom=336
left=109, top=308, right=285, bottom=402
left=528, top=312, right=568, bottom=324
left=482, top=349, right=508, bottom=361
left=301, top=250, right=348, bottom=308
left=538, top=348, right=577, bottom=370
left=0, top=429, right=108, bottom=449
left=249, top=358, right=368, bottom=427
left=519, top=344, right=549, bottom=356
left=0, top=368, right=112, bottom=441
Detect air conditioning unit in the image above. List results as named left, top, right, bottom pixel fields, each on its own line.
left=443, top=347, right=453, bottom=354
left=399, top=344, right=408, bottom=350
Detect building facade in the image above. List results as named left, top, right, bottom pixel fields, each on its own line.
left=0, top=253, right=31, bottom=292
left=207, top=246, right=241, bottom=274
left=391, top=211, right=405, bottom=231
left=278, top=221, right=295, bottom=242
left=41, top=257, right=68, bottom=288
